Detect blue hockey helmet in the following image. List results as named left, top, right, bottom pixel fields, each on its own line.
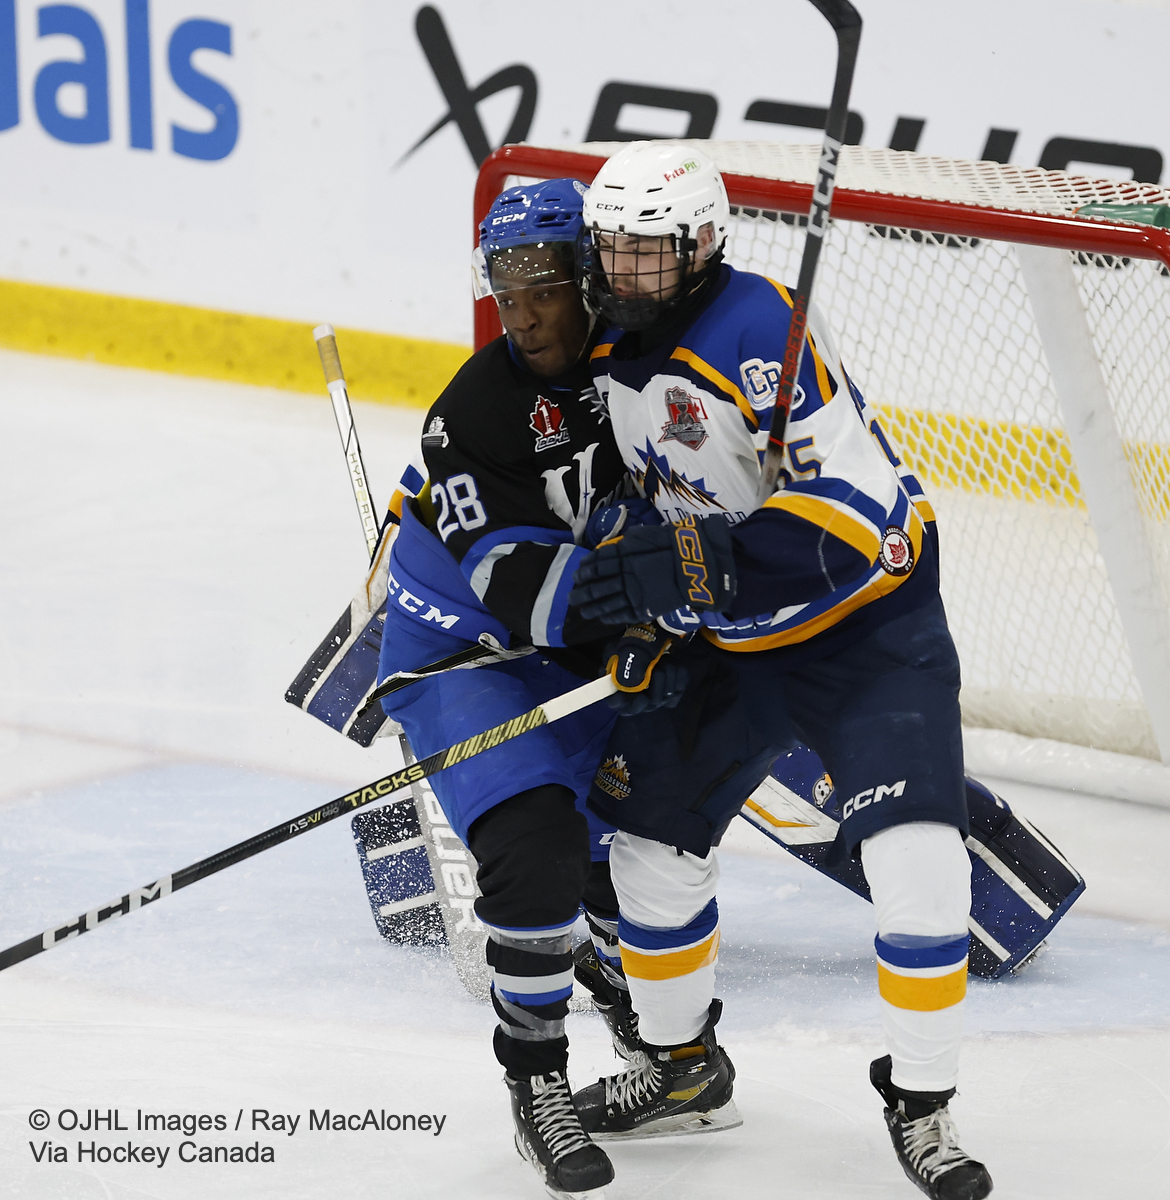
left=472, top=178, right=588, bottom=300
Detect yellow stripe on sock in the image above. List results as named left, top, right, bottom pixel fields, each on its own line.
left=0, top=277, right=470, bottom=408
left=877, top=961, right=968, bottom=1012
left=620, top=931, right=720, bottom=981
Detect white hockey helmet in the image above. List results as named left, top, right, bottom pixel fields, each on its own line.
left=582, top=141, right=730, bottom=330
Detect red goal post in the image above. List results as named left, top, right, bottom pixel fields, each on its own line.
left=472, top=141, right=1170, bottom=797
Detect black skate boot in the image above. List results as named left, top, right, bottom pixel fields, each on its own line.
left=572, top=1000, right=741, bottom=1140
left=506, top=1070, right=614, bottom=1199
left=572, top=941, right=641, bottom=1060
left=870, top=1055, right=993, bottom=1200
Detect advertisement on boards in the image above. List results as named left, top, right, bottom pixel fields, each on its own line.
left=0, top=0, right=1167, bottom=348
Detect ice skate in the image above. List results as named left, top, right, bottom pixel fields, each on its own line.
left=507, top=1070, right=614, bottom=1199
left=572, top=1000, right=741, bottom=1140
left=572, top=940, right=641, bottom=1060
left=870, top=1055, right=993, bottom=1200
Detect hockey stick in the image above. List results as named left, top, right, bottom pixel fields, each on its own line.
left=358, top=639, right=535, bottom=715
left=0, top=673, right=617, bottom=974
left=754, top=0, right=862, bottom=505
left=315, top=323, right=382, bottom=560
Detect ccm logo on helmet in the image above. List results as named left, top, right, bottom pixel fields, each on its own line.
left=842, top=779, right=906, bottom=820
left=594, top=202, right=624, bottom=211
left=693, top=201, right=715, bottom=216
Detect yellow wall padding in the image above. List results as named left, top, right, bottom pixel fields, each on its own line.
left=876, top=404, right=1170, bottom=521
left=0, top=277, right=470, bottom=409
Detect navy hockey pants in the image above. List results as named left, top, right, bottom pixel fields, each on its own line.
left=588, top=595, right=968, bottom=858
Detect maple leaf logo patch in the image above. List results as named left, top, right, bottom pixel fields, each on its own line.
left=530, top=395, right=570, bottom=451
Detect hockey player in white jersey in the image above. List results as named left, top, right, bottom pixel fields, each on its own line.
left=569, top=142, right=994, bottom=1200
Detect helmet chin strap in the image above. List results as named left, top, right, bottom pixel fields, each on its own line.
left=569, top=311, right=599, bottom=366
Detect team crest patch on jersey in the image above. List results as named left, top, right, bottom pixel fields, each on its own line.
left=530, top=395, right=570, bottom=451
left=740, top=357, right=782, bottom=410
left=878, top=526, right=914, bottom=576
left=812, top=773, right=834, bottom=808
left=595, top=755, right=632, bottom=801
left=422, top=416, right=449, bottom=448
left=659, top=386, right=709, bottom=451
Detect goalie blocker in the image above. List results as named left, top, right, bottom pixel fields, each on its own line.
left=744, top=747, right=1085, bottom=978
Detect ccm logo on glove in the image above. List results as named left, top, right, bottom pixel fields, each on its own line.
left=570, top=514, right=736, bottom=626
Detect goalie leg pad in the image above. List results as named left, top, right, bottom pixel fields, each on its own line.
left=963, top=777, right=1086, bottom=977
left=351, top=799, right=448, bottom=945
left=742, top=749, right=1085, bottom=979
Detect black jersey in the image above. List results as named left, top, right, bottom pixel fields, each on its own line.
left=419, top=334, right=629, bottom=648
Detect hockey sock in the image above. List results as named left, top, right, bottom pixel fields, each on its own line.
left=862, top=822, right=972, bottom=1093
left=617, top=898, right=720, bottom=1047
left=486, top=920, right=577, bottom=1077
left=584, top=911, right=627, bottom=992
left=583, top=860, right=627, bottom=991
left=608, top=831, right=721, bottom=1047
left=467, top=787, right=592, bottom=1078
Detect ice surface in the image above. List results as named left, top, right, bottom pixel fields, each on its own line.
left=2, top=352, right=1168, bottom=1198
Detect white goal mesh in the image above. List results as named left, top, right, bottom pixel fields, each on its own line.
left=482, top=142, right=1170, bottom=761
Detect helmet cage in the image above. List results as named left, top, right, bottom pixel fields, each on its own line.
left=582, top=223, right=723, bottom=332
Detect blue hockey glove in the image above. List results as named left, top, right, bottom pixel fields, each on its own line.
left=571, top=514, right=736, bottom=625
left=605, top=624, right=688, bottom=715
left=584, top=498, right=664, bottom=549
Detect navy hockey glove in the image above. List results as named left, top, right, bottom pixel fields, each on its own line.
left=570, top=514, right=736, bottom=625
left=584, top=498, right=664, bottom=549
left=605, top=624, right=688, bottom=715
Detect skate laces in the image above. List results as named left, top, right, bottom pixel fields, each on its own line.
left=530, top=1072, right=592, bottom=1162
left=603, top=1052, right=663, bottom=1111
left=900, top=1106, right=971, bottom=1181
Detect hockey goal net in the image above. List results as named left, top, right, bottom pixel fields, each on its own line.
left=473, top=141, right=1170, bottom=769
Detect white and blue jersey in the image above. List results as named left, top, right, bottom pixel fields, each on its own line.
left=586, top=264, right=967, bottom=860
left=591, top=264, right=938, bottom=662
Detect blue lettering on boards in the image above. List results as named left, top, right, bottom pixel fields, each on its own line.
left=1, top=0, right=17, bottom=131
left=125, top=0, right=151, bottom=149
left=168, top=18, right=237, bottom=161
left=35, top=4, right=110, bottom=144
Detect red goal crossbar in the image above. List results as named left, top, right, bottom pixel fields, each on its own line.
left=472, top=143, right=1170, bottom=351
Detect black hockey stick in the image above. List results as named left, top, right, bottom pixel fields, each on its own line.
left=755, top=0, right=862, bottom=505
left=358, top=639, right=535, bottom=716
left=0, top=673, right=616, bottom=974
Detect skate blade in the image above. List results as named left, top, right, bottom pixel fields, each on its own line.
left=590, top=1099, right=743, bottom=1142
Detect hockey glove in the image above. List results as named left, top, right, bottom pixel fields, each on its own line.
left=570, top=514, right=736, bottom=626
left=605, top=624, right=688, bottom=715
left=584, top=498, right=664, bottom=549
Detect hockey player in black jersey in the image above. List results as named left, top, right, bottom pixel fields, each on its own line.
left=376, top=179, right=689, bottom=1199
left=570, top=143, right=994, bottom=1200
